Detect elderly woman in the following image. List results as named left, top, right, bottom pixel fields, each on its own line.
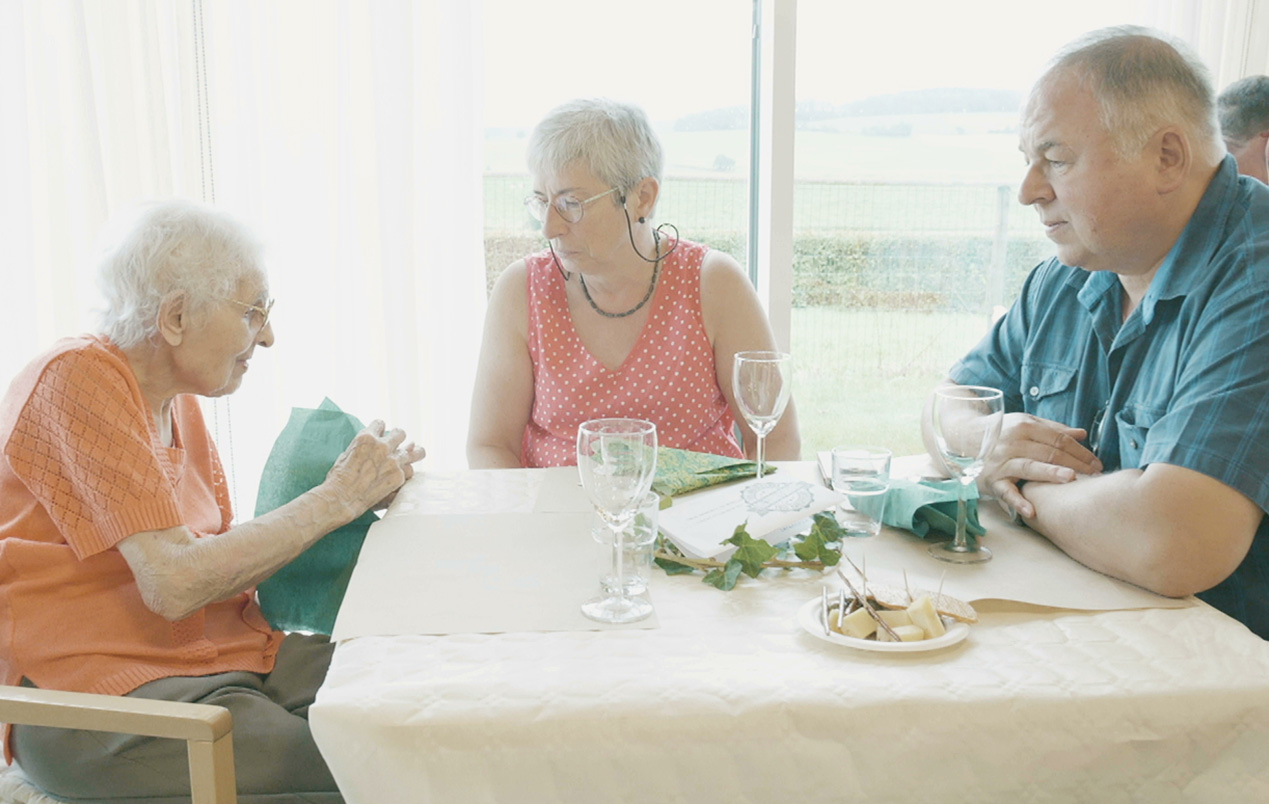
left=468, top=98, right=800, bottom=467
left=0, top=200, right=424, bottom=802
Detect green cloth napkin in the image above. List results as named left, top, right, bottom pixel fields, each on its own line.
left=254, top=398, right=378, bottom=635
left=852, top=477, right=985, bottom=539
left=650, top=447, right=768, bottom=499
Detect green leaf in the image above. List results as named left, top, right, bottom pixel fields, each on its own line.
left=794, top=512, right=845, bottom=566
left=810, top=510, right=848, bottom=541
left=724, top=524, right=779, bottom=579
left=703, top=560, right=744, bottom=590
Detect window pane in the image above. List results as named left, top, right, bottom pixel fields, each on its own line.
left=792, top=1, right=1153, bottom=458
left=482, top=0, right=753, bottom=293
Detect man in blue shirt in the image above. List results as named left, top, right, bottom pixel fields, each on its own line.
left=929, top=27, right=1269, bottom=638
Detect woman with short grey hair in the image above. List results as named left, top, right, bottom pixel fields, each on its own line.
left=0, top=199, right=425, bottom=801
left=525, top=97, right=664, bottom=204
left=468, top=98, right=801, bottom=468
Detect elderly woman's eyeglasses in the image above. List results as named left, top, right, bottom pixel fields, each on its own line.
left=524, top=187, right=619, bottom=224
left=228, top=298, right=274, bottom=333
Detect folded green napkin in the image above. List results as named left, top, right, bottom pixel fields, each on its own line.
left=852, top=477, right=985, bottom=539
left=254, top=398, right=378, bottom=635
left=651, top=447, right=768, bottom=498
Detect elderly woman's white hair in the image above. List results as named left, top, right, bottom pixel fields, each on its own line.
left=97, top=199, right=266, bottom=349
left=526, top=99, right=664, bottom=198
left=1040, top=26, right=1224, bottom=164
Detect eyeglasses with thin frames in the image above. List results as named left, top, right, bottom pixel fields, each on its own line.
left=227, top=298, right=274, bottom=334
left=524, top=187, right=619, bottom=224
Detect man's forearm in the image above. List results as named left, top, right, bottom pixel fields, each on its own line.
left=1023, top=469, right=1164, bottom=587
left=1022, top=465, right=1258, bottom=597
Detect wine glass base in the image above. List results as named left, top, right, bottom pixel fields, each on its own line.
left=581, top=594, right=653, bottom=624
left=928, top=543, right=992, bottom=564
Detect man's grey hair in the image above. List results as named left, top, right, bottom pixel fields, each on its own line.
left=97, top=199, right=266, bottom=349
left=1039, top=25, right=1224, bottom=163
left=526, top=98, right=663, bottom=198
left=1218, top=75, right=1269, bottom=145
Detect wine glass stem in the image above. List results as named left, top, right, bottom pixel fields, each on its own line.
left=611, top=523, right=626, bottom=602
left=954, top=477, right=970, bottom=550
left=755, top=433, right=766, bottom=479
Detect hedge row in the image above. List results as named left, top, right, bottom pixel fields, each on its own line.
left=483, top=231, right=1048, bottom=312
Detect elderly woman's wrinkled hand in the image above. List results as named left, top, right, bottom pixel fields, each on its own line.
left=324, top=420, right=426, bottom=518
left=980, top=412, right=1102, bottom=519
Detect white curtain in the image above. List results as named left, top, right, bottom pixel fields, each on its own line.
left=194, top=0, right=486, bottom=512
left=0, top=0, right=485, bottom=518
left=1148, top=0, right=1269, bottom=81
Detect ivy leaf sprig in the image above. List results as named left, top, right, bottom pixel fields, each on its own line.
left=653, top=511, right=848, bottom=591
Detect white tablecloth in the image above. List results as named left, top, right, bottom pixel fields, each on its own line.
left=310, top=467, right=1269, bottom=804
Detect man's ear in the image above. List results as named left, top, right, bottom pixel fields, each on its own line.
left=1154, top=127, right=1190, bottom=194
left=156, top=292, right=187, bottom=346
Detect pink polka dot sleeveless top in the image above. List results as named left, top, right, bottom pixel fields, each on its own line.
left=521, top=238, right=743, bottom=467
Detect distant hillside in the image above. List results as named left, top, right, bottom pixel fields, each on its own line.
left=810, top=87, right=1022, bottom=117
left=673, top=88, right=1022, bottom=131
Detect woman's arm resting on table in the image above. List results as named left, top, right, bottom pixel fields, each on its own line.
left=467, top=261, right=535, bottom=469
left=1022, top=462, right=1260, bottom=597
left=700, top=251, right=801, bottom=460
left=119, top=421, right=425, bottom=621
left=921, top=380, right=1100, bottom=518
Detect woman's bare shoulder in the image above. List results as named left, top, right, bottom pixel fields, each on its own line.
left=487, top=257, right=530, bottom=309
left=698, top=248, right=757, bottom=298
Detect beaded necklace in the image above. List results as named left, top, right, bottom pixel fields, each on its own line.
left=578, top=230, right=662, bottom=319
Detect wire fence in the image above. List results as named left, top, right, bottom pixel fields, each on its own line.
left=483, top=172, right=1053, bottom=453
left=485, top=173, right=1047, bottom=308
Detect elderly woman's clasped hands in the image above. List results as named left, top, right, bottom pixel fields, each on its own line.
left=325, top=421, right=427, bottom=515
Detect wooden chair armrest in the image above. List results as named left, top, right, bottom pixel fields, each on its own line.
left=0, top=685, right=237, bottom=803
left=0, top=686, right=231, bottom=742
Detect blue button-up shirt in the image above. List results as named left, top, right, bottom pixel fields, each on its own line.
left=953, top=156, right=1269, bottom=638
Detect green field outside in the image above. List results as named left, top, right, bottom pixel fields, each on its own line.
left=791, top=307, right=994, bottom=459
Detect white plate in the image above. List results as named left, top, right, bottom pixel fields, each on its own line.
left=797, top=597, right=970, bottom=653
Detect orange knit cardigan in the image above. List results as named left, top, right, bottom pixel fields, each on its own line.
left=0, top=336, right=281, bottom=760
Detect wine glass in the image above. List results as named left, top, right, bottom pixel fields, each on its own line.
left=928, top=385, right=1004, bottom=564
left=577, top=418, right=658, bottom=624
left=733, top=351, right=792, bottom=479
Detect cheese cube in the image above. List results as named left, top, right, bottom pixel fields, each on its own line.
left=906, top=595, right=947, bottom=639
left=891, top=625, right=926, bottom=642
left=834, top=607, right=878, bottom=640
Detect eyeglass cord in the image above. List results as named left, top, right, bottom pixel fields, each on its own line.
left=547, top=198, right=681, bottom=318
left=578, top=228, right=662, bottom=318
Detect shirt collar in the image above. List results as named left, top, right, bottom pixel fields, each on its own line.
left=1075, top=267, right=1118, bottom=313
left=1138, top=155, right=1239, bottom=316
left=1072, top=155, right=1238, bottom=326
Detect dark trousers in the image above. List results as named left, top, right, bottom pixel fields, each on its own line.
left=12, top=633, right=343, bottom=804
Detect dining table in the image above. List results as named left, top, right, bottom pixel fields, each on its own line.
left=307, top=461, right=1269, bottom=804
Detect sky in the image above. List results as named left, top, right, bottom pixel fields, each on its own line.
left=481, top=0, right=1151, bottom=129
